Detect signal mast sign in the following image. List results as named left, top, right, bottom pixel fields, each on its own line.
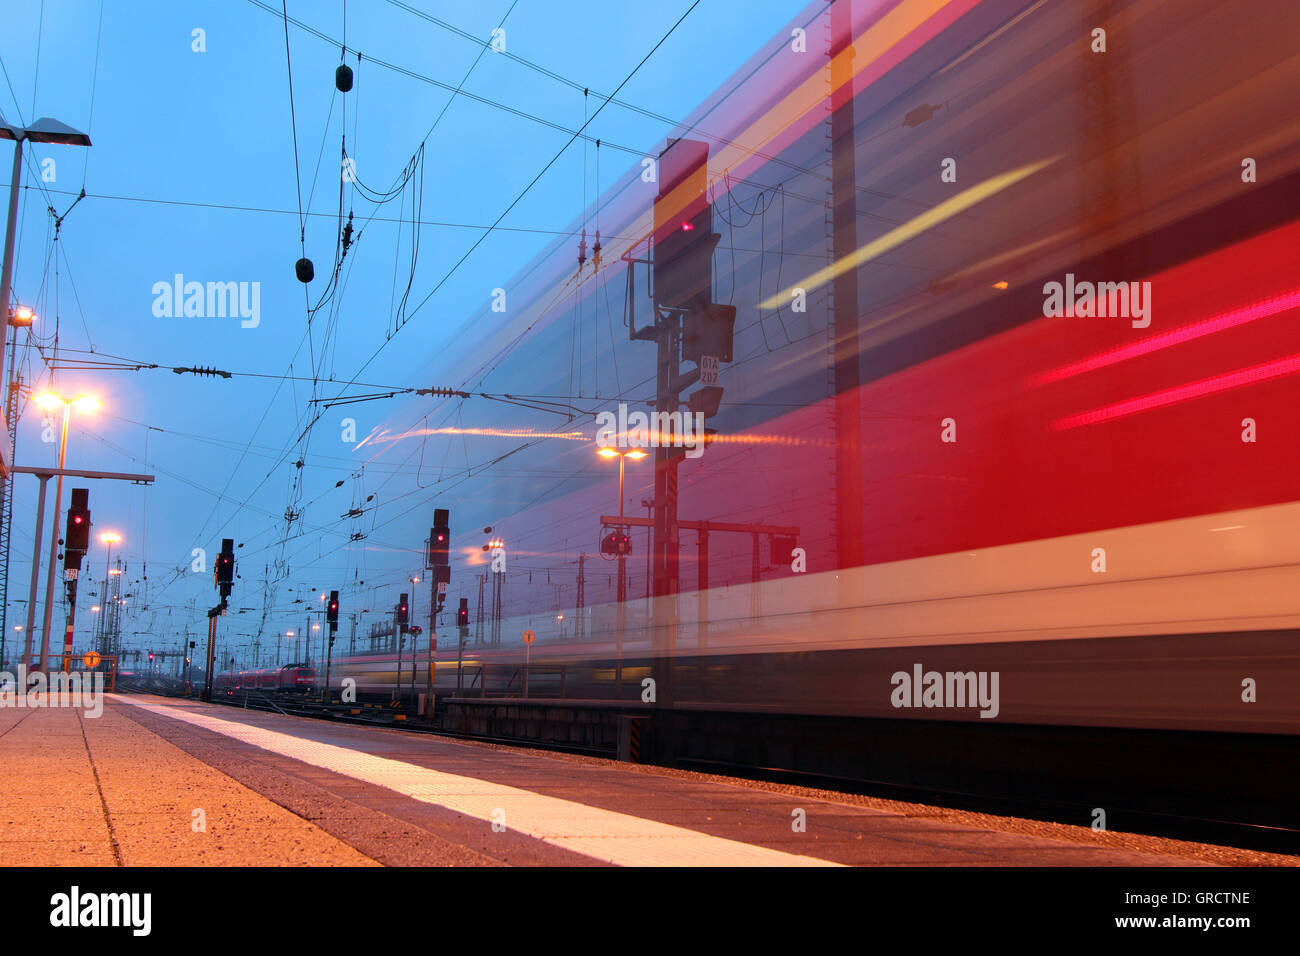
left=700, top=355, right=719, bottom=386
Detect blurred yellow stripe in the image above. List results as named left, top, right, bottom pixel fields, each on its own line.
left=758, top=157, right=1060, bottom=310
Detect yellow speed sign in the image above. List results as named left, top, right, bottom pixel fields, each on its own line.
left=522, top=630, right=536, bottom=645
left=83, top=651, right=101, bottom=668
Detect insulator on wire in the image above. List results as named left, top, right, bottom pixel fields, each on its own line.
left=295, top=257, right=315, bottom=283
left=336, top=64, right=354, bottom=92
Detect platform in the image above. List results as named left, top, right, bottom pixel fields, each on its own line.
left=0, top=694, right=1235, bottom=867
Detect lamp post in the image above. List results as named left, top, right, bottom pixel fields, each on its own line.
left=106, top=566, right=122, bottom=657
left=6, top=623, right=19, bottom=669
left=0, top=115, right=91, bottom=431
left=597, top=445, right=647, bottom=699
left=96, top=532, right=120, bottom=653
left=29, top=391, right=100, bottom=671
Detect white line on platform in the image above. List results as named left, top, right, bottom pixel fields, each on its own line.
left=119, top=698, right=841, bottom=867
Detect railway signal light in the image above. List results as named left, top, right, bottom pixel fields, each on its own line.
left=64, top=488, right=91, bottom=569
left=327, top=590, right=340, bottom=630
left=652, top=139, right=734, bottom=418
left=456, top=597, right=469, bottom=629
left=688, top=385, right=724, bottom=419
left=653, top=139, right=717, bottom=311
left=429, top=508, right=450, bottom=567
left=215, top=538, right=235, bottom=600
left=396, top=593, right=409, bottom=627
left=601, top=531, right=633, bottom=556
left=683, top=302, right=735, bottom=366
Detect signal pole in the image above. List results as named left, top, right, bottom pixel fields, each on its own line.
left=574, top=554, right=586, bottom=641
left=475, top=573, right=485, bottom=644
left=201, top=538, right=234, bottom=701
left=36, top=401, right=71, bottom=672
left=426, top=510, right=450, bottom=716
left=626, top=137, right=733, bottom=710
left=455, top=597, right=469, bottom=696
left=58, top=489, right=91, bottom=671
left=325, top=590, right=338, bottom=701
left=392, top=593, right=408, bottom=707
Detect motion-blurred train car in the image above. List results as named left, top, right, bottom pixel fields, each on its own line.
left=331, top=0, right=1300, bottom=734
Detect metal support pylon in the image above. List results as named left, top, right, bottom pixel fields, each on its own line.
left=0, top=371, right=18, bottom=665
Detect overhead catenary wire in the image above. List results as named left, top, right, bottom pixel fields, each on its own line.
left=321, top=0, right=707, bottom=407
left=26, top=0, right=843, bottom=643
left=80, top=0, right=106, bottom=188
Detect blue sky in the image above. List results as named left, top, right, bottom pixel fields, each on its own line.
left=0, top=0, right=806, bottom=666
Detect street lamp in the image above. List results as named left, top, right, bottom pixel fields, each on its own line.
left=595, top=447, right=647, bottom=520
left=596, top=445, right=647, bottom=698
left=25, top=391, right=101, bottom=671
left=0, top=116, right=90, bottom=397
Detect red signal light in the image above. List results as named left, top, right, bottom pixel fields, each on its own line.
left=681, top=221, right=694, bottom=231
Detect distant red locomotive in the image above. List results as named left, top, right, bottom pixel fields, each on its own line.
left=213, top=664, right=316, bottom=697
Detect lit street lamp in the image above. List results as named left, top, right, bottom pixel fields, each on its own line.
left=7, top=304, right=35, bottom=396
left=597, top=446, right=649, bottom=520
left=597, top=445, right=647, bottom=698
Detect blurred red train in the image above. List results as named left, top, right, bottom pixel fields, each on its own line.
left=329, top=0, right=1300, bottom=735
left=213, top=664, right=315, bottom=697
